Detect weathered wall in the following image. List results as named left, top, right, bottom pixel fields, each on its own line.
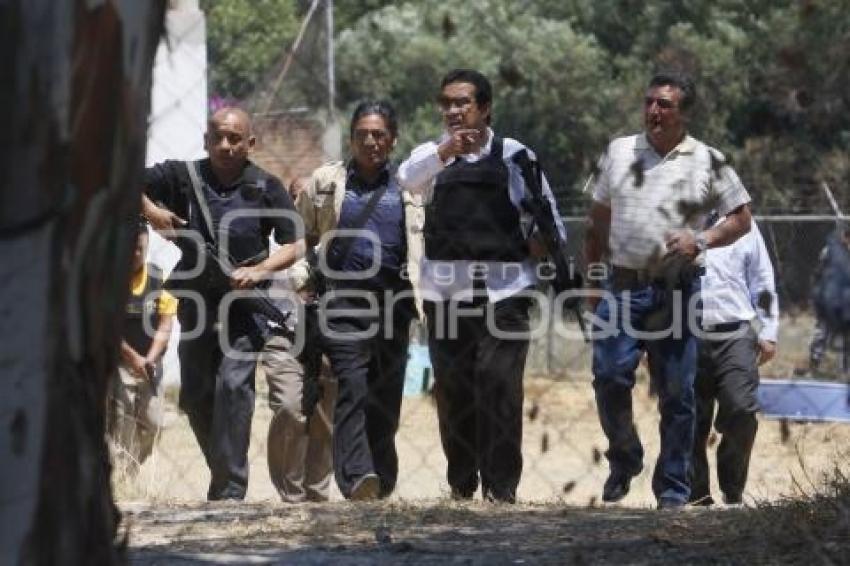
left=1, top=2, right=165, bottom=564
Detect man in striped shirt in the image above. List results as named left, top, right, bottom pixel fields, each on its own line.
left=584, top=71, right=752, bottom=509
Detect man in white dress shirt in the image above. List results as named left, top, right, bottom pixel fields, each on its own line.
left=690, top=215, right=778, bottom=506
left=398, top=68, right=566, bottom=503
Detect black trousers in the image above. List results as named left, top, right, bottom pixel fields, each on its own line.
left=691, top=324, right=760, bottom=504
left=178, top=300, right=264, bottom=500
left=322, top=292, right=414, bottom=498
left=425, top=294, right=530, bottom=501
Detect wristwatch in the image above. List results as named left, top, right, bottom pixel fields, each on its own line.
left=695, top=233, right=708, bottom=255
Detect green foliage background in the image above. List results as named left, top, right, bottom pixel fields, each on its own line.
left=202, top=0, right=850, bottom=213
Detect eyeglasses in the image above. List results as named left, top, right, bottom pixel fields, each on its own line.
left=352, top=129, right=391, bottom=143
left=644, top=96, right=678, bottom=110
left=437, top=96, right=474, bottom=112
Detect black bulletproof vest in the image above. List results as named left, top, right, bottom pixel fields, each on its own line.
left=424, top=137, right=528, bottom=262
left=123, top=266, right=164, bottom=354
left=187, top=162, right=269, bottom=264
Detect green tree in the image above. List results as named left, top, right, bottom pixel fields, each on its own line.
left=334, top=0, right=619, bottom=209
left=201, top=0, right=300, bottom=99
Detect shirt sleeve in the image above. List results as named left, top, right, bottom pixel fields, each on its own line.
left=144, top=160, right=184, bottom=211
left=591, top=149, right=612, bottom=206
left=263, top=176, right=299, bottom=245
left=296, top=174, right=320, bottom=244
left=157, top=289, right=179, bottom=316
left=746, top=223, right=779, bottom=342
left=709, top=152, right=751, bottom=216
left=397, top=141, right=446, bottom=194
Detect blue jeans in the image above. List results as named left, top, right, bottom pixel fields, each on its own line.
left=591, top=280, right=699, bottom=503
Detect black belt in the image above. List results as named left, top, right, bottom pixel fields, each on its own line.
left=701, top=320, right=748, bottom=333
left=610, top=265, right=655, bottom=291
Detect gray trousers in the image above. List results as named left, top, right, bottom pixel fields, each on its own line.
left=691, top=325, right=760, bottom=504
left=261, top=334, right=336, bottom=503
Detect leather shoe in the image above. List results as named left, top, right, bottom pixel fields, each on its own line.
left=450, top=487, right=475, bottom=501
left=602, top=471, right=633, bottom=503
left=350, top=473, right=380, bottom=501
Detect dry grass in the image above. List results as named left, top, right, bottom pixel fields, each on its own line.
left=118, top=311, right=850, bottom=562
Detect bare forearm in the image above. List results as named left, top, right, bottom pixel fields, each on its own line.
left=584, top=229, right=607, bottom=267
left=120, top=340, right=139, bottom=365
left=584, top=202, right=611, bottom=268
left=145, top=315, right=173, bottom=362
left=261, top=240, right=306, bottom=273
left=704, top=204, right=751, bottom=248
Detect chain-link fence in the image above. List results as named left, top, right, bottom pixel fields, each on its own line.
left=111, top=3, right=850, bottom=563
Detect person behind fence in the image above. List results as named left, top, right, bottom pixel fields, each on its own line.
left=108, top=219, right=177, bottom=472
left=802, top=225, right=850, bottom=374
left=690, top=213, right=778, bottom=506
left=296, top=100, right=421, bottom=501
left=260, top=177, right=337, bottom=503
left=141, top=107, right=304, bottom=501
left=584, top=70, right=752, bottom=509
left=397, top=68, right=566, bottom=504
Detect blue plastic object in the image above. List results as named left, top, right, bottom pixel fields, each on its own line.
left=403, top=344, right=433, bottom=396
left=758, top=379, right=850, bottom=423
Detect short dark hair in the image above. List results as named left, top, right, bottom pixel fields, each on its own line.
left=349, top=99, right=398, bottom=138
left=649, top=71, right=697, bottom=111
left=440, top=68, right=493, bottom=108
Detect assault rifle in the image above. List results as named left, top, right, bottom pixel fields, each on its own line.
left=170, top=239, right=293, bottom=331
left=512, top=150, right=589, bottom=341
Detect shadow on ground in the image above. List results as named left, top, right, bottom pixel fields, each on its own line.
left=125, top=499, right=840, bottom=565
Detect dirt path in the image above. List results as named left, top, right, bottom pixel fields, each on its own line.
left=120, top=320, right=850, bottom=563
left=125, top=498, right=843, bottom=565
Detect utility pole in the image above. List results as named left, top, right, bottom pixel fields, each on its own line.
left=327, top=0, right=335, bottom=117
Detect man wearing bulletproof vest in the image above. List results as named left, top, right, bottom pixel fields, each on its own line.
left=108, top=219, right=177, bottom=473
left=142, top=107, right=304, bottom=501
left=398, top=69, right=567, bottom=503
left=296, top=100, right=421, bottom=501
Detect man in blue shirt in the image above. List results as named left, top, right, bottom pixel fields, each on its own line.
left=297, top=100, right=420, bottom=500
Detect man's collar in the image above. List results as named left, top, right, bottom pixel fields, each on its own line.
left=346, top=160, right=391, bottom=187
left=637, top=133, right=696, bottom=156
left=202, top=157, right=252, bottom=189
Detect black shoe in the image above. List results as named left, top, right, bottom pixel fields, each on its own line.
left=483, top=487, right=516, bottom=504
left=722, top=493, right=743, bottom=505
left=657, top=497, right=686, bottom=510
left=602, top=471, right=633, bottom=503
left=450, top=487, right=475, bottom=501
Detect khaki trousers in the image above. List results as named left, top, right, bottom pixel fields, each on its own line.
left=262, top=335, right=336, bottom=502
left=107, top=365, right=165, bottom=473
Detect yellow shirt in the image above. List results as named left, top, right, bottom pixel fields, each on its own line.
left=130, top=265, right=178, bottom=315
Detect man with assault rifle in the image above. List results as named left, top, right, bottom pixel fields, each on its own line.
left=142, top=107, right=305, bottom=501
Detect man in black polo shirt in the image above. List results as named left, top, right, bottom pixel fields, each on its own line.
left=142, top=107, right=304, bottom=500
left=398, top=69, right=567, bottom=503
